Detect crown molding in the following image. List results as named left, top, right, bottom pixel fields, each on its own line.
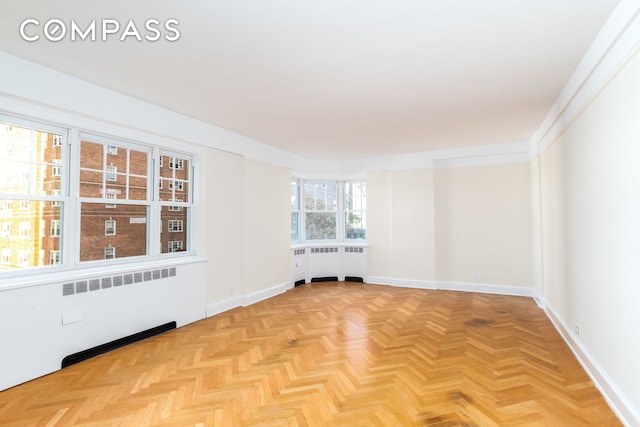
left=532, top=0, right=640, bottom=156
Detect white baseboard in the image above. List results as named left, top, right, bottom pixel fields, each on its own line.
left=206, top=281, right=294, bottom=318
left=367, top=276, right=534, bottom=298
left=367, top=276, right=437, bottom=289
left=206, top=296, right=242, bottom=318
left=436, top=280, right=537, bottom=298
left=543, top=300, right=639, bottom=427
left=241, top=281, right=293, bottom=307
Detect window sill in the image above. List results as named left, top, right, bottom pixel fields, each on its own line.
left=0, top=255, right=206, bottom=292
left=291, top=241, right=368, bottom=250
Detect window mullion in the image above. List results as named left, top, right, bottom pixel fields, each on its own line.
left=66, top=128, right=80, bottom=265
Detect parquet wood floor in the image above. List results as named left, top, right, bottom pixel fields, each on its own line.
left=0, top=282, right=622, bottom=426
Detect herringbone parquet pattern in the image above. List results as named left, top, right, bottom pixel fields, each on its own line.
left=0, top=282, right=621, bottom=426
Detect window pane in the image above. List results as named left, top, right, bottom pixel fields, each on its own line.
left=129, top=150, right=148, bottom=175
left=79, top=140, right=104, bottom=170
left=303, top=182, right=337, bottom=211
left=344, top=181, right=366, bottom=240
left=305, top=212, right=336, bottom=240
left=291, top=212, right=299, bottom=241
left=0, top=200, right=61, bottom=271
left=160, top=205, right=188, bottom=254
left=345, top=212, right=367, bottom=239
left=128, top=176, right=147, bottom=201
left=1, top=125, right=63, bottom=196
left=290, top=180, right=298, bottom=210
left=80, top=202, right=148, bottom=261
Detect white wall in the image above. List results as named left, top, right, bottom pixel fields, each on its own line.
left=537, top=46, right=640, bottom=422
left=434, top=164, right=533, bottom=287
left=242, top=159, right=292, bottom=298
left=367, top=169, right=436, bottom=286
left=0, top=260, right=206, bottom=391
left=368, top=165, right=533, bottom=291
left=204, top=149, right=244, bottom=305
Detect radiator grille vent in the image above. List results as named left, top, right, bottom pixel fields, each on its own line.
left=293, top=248, right=306, bottom=256
left=344, top=247, right=364, bottom=253
left=62, top=267, right=178, bottom=296
left=310, top=247, right=339, bottom=254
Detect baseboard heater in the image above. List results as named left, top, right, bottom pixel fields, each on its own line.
left=345, top=276, right=364, bottom=283
left=294, top=279, right=306, bottom=287
left=61, top=321, right=177, bottom=368
left=311, top=276, right=339, bottom=283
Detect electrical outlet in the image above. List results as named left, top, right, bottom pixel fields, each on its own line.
left=472, top=274, right=482, bottom=283
left=575, top=325, right=580, bottom=336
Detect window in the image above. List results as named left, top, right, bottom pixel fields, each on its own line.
left=1, top=249, right=10, bottom=264
left=159, top=153, right=190, bottom=254
left=169, top=158, right=183, bottom=170
left=105, top=219, right=116, bottom=236
left=51, top=189, right=61, bottom=206
left=344, top=181, right=367, bottom=240
left=1, top=222, right=10, bottom=238
left=168, top=240, right=183, bottom=252
left=168, top=199, right=183, bottom=211
left=18, top=250, right=29, bottom=266
left=104, top=247, right=115, bottom=259
left=106, top=165, right=117, bottom=182
left=169, top=180, right=184, bottom=191
left=50, top=219, right=60, bottom=237
left=49, top=250, right=60, bottom=265
left=79, top=138, right=150, bottom=262
left=304, top=181, right=337, bottom=240
left=105, top=189, right=118, bottom=208
left=52, top=159, right=61, bottom=176
left=1, top=115, right=196, bottom=275
left=291, top=179, right=300, bottom=242
left=291, top=178, right=367, bottom=243
left=19, top=222, right=30, bottom=238
left=168, top=219, right=183, bottom=232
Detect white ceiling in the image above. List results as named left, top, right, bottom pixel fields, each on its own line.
left=0, top=1, right=621, bottom=160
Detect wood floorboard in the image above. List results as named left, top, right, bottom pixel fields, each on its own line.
left=0, top=282, right=622, bottom=426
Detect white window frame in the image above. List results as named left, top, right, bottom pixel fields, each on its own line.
left=168, top=219, right=183, bottom=232
left=104, top=246, right=115, bottom=259
left=292, top=178, right=367, bottom=244
left=52, top=159, right=61, bottom=177
left=49, top=250, right=60, bottom=265
left=19, top=221, right=30, bottom=238
left=50, top=219, right=61, bottom=237
left=18, top=250, right=29, bottom=266
left=1, top=114, right=197, bottom=280
left=1, top=249, right=11, bottom=264
left=106, top=165, right=117, bottom=182
left=104, top=219, right=116, bottom=236
left=169, top=158, right=184, bottom=170
left=168, top=240, right=183, bottom=252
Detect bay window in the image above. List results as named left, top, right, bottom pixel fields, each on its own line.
left=292, top=178, right=366, bottom=243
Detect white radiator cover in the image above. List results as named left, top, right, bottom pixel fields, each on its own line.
left=291, top=245, right=367, bottom=283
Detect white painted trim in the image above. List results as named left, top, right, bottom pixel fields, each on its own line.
left=241, top=281, right=294, bottom=307
left=206, top=296, right=242, bottom=318
left=542, top=299, right=640, bottom=427
left=367, top=276, right=535, bottom=297
left=367, top=276, right=437, bottom=290
left=534, top=0, right=640, bottom=154
left=436, top=280, right=537, bottom=298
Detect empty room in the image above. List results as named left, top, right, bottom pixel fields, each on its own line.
left=0, top=1, right=639, bottom=425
